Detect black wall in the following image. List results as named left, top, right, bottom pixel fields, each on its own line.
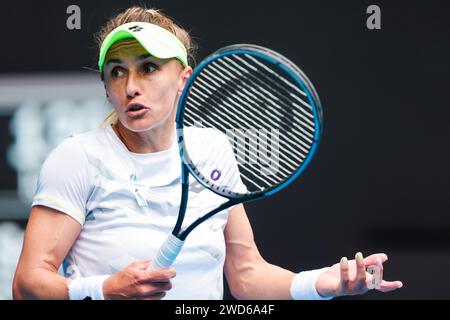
left=1, top=0, right=450, bottom=299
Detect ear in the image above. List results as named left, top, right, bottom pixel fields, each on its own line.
left=178, top=66, right=193, bottom=95
left=104, top=84, right=111, bottom=103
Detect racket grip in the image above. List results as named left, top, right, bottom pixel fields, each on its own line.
left=148, top=234, right=185, bottom=271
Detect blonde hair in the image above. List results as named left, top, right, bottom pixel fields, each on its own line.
left=96, top=6, right=197, bottom=127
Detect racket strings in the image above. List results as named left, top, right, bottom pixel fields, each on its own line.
left=186, top=88, right=303, bottom=166
left=239, top=54, right=307, bottom=97
left=192, top=64, right=310, bottom=161
left=207, top=60, right=315, bottom=135
left=238, top=54, right=316, bottom=114
left=184, top=102, right=293, bottom=183
left=184, top=105, right=296, bottom=184
left=184, top=117, right=282, bottom=190
left=198, top=67, right=315, bottom=145
left=182, top=124, right=262, bottom=194
left=185, top=102, right=305, bottom=190
left=190, top=69, right=312, bottom=162
left=184, top=108, right=302, bottom=188
left=202, top=58, right=315, bottom=144
left=217, top=55, right=315, bottom=128
left=182, top=53, right=317, bottom=194
left=192, top=130, right=245, bottom=193
left=184, top=108, right=300, bottom=192
left=190, top=74, right=312, bottom=157
left=183, top=125, right=268, bottom=194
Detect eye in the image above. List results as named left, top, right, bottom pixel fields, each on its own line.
left=143, top=62, right=157, bottom=74
left=110, top=66, right=125, bottom=78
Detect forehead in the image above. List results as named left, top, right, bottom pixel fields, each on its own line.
left=105, top=38, right=148, bottom=59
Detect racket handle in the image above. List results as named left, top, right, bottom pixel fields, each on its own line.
left=148, top=234, right=185, bottom=271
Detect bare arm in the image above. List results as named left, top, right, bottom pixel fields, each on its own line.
left=13, top=205, right=82, bottom=299
left=224, top=204, right=403, bottom=300
left=13, top=206, right=176, bottom=300
left=224, top=204, right=295, bottom=299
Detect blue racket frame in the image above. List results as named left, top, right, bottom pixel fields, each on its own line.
left=173, top=44, right=323, bottom=240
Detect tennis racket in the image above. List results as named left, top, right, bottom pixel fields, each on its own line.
left=148, top=44, right=323, bottom=270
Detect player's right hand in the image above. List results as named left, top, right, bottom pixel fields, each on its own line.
left=102, top=260, right=176, bottom=300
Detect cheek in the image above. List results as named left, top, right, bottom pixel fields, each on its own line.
left=105, top=82, right=123, bottom=105
left=147, top=78, right=180, bottom=106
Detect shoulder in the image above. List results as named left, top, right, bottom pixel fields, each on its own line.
left=71, top=126, right=111, bottom=149
left=45, top=127, right=106, bottom=162
left=40, top=127, right=114, bottom=180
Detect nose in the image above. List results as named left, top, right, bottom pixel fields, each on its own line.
left=125, top=73, right=141, bottom=98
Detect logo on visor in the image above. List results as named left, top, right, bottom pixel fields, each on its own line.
left=129, top=25, right=144, bottom=32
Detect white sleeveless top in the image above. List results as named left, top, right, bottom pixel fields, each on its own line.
left=32, top=124, right=245, bottom=299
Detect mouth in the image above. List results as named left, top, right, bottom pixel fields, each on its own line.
left=126, top=103, right=148, bottom=112
left=126, top=103, right=150, bottom=118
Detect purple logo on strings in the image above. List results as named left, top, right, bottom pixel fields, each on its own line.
left=211, top=169, right=221, bottom=181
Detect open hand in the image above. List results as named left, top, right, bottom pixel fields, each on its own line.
left=315, top=252, right=403, bottom=298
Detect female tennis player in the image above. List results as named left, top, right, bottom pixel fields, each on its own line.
left=12, top=6, right=402, bottom=300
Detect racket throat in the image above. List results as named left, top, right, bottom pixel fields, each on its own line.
left=173, top=165, right=190, bottom=235
left=179, top=199, right=239, bottom=240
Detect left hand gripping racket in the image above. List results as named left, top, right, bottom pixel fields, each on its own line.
left=148, top=44, right=323, bottom=270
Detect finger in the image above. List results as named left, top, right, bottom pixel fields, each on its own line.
left=130, top=260, right=152, bottom=269
left=364, top=257, right=384, bottom=290
left=376, top=280, right=403, bottom=293
left=145, top=279, right=173, bottom=291
left=136, top=280, right=173, bottom=297
left=376, top=257, right=384, bottom=270
left=139, top=291, right=167, bottom=300
left=355, top=252, right=367, bottom=284
left=153, top=292, right=167, bottom=300
left=139, top=267, right=177, bottom=283
left=153, top=280, right=173, bottom=291
left=340, top=257, right=349, bottom=287
left=375, top=257, right=384, bottom=278
left=363, top=253, right=388, bottom=266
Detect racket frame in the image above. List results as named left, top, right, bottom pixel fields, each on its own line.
left=176, top=44, right=323, bottom=202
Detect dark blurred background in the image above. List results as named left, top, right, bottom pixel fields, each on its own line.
left=0, top=0, right=449, bottom=299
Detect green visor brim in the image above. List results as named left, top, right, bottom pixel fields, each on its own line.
left=98, top=22, right=188, bottom=73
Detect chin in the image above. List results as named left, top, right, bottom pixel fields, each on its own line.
left=121, top=117, right=166, bottom=133
left=124, top=121, right=155, bottom=132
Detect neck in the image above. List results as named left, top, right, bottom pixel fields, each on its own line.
left=112, top=121, right=174, bottom=153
